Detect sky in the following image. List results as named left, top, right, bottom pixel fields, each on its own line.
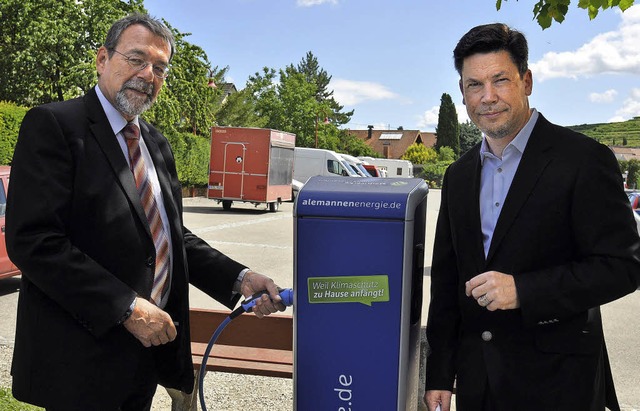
left=144, top=0, right=640, bottom=132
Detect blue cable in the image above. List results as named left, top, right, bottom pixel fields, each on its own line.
left=198, top=288, right=294, bottom=411
left=198, top=315, right=232, bottom=411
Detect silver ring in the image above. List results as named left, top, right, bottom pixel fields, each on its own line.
left=478, top=294, right=490, bottom=307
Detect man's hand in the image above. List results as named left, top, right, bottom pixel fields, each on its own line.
left=123, top=297, right=177, bottom=347
left=424, top=390, right=452, bottom=411
left=240, top=270, right=287, bottom=318
left=465, top=270, right=520, bottom=311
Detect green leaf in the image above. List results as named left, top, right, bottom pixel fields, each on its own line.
left=496, top=0, right=503, bottom=11
left=557, top=3, right=569, bottom=20
left=537, top=12, right=553, bottom=29
left=619, top=0, right=635, bottom=11
left=577, top=0, right=591, bottom=9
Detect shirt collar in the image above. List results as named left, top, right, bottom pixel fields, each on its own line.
left=95, top=85, right=140, bottom=135
left=479, top=108, right=539, bottom=165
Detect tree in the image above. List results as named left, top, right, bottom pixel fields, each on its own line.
left=402, top=143, right=437, bottom=165
left=628, top=159, right=640, bottom=189
left=0, top=1, right=223, bottom=140
left=276, top=68, right=324, bottom=147
left=459, top=120, right=483, bottom=155
left=292, top=51, right=354, bottom=127
left=145, top=22, right=225, bottom=137
left=496, top=0, right=636, bottom=29
left=0, top=1, right=229, bottom=187
left=214, top=87, right=267, bottom=128
left=0, top=0, right=144, bottom=105
left=243, top=55, right=374, bottom=156
left=245, top=67, right=282, bottom=130
left=438, top=146, right=456, bottom=162
left=435, top=93, right=460, bottom=156
left=166, top=131, right=210, bottom=186
left=0, top=101, right=28, bottom=165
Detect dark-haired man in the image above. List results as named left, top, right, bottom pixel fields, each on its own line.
left=424, top=23, right=639, bottom=411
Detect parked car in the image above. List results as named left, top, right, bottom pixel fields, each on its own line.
left=339, top=153, right=372, bottom=177
left=362, top=163, right=385, bottom=177
left=293, top=147, right=358, bottom=184
left=291, top=178, right=304, bottom=201
left=0, top=166, right=20, bottom=280
left=357, top=156, right=414, bottom=178
left=627, top=191, right=640, bottom=215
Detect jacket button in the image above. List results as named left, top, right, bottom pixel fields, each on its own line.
left=145, top=257, right=154, bottom=267
left=481, top=331, right=493, bottom=342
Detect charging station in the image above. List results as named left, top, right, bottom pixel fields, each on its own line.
left=294, top=176, right=428, bottom=411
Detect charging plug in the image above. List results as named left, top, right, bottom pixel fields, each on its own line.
left=242, top=287, right=293, bottom=311
left=231, top=287, right=293, bottom=319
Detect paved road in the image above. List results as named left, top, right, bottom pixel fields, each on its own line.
left=1, top=190, right=639, bottom=409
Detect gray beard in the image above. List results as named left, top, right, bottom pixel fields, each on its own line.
left=114, top=79, right=155, bottom=117
left=484, top=126, right=511, bottom=140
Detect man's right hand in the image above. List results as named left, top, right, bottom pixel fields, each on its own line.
left=424, top=389, right=452, bottom=411
left=123, top=297, right=177, bottom=347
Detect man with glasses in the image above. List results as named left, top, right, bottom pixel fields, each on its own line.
left=6, top=13, right=286, bottom=411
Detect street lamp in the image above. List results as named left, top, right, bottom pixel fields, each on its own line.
left=314, top=112, right=330, bottom=148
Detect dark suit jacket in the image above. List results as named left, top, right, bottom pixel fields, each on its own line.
left=425, top=114, right=640, bottom=411
left=6, top=88, right=246, bottom=410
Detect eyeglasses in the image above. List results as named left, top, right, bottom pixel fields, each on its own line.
left=110, top=49, right=170, bottom=80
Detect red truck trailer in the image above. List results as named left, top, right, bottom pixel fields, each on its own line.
left=208, top=127, right=296, bottom=212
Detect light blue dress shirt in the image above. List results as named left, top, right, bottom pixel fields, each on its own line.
left=479, top=109, right=539, bottom=257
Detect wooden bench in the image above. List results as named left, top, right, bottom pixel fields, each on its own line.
left=167, top=308, right=293, bottom=410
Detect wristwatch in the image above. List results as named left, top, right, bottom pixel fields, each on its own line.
left=118, top=297, right=137, bottom=324
left=234, top=269, right=250, bottom=293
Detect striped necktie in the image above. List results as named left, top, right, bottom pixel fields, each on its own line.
left=122, top=122, right=170, bottom=306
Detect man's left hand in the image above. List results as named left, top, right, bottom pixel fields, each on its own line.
left=240, top=270, right=287, bottom=318
left=465, top=271, right=520, bottom=311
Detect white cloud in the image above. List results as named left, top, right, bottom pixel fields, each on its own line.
left=330, top=78, right=399, bottom=106
left=531, top=5, right=640, bottom=81
left=296, top=0, right=337, bottom=6
left=418, top=104, right=470, bottom=131
left=456, top=104, right=471, bottom=124
left=612, top=87, right=640, bottom=120
left=589, top=89, right=618, bottom=103
left=418, top=106, right=440, bottom=130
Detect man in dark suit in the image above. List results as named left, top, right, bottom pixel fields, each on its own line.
left=6, top=13, right=285, bottom=411
left=424, top=23, right=640, bottom=411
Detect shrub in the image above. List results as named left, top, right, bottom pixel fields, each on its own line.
left=0, top=102, right=29, bottom=165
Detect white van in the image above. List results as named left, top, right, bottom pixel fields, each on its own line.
left=357, top=157, right=414, bottom=178
left=339, top=153, right=372, bottom=177
left=294, top=147, right=358, bottom=183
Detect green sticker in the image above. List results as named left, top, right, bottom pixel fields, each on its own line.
left=307, top=275, right=389, bottom=306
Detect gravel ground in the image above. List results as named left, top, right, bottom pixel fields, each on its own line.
left=1, top=343, right=294, bottom=411
left=0, top=344, right=12, bottom=389
left=151, top=371, right=293, bottom=410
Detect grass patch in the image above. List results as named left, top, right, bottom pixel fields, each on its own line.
left=0, top=387, right=43, bottom=410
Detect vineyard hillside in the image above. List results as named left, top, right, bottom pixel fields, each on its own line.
left=569, top=117, right=640, bottom=147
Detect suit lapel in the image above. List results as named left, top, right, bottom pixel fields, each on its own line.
left=485, top=116, right=554, bottom=263
left=84, top=89, right=150, bottom=238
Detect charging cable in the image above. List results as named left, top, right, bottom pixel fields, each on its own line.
left=198, top=288, right=294, bottom=411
